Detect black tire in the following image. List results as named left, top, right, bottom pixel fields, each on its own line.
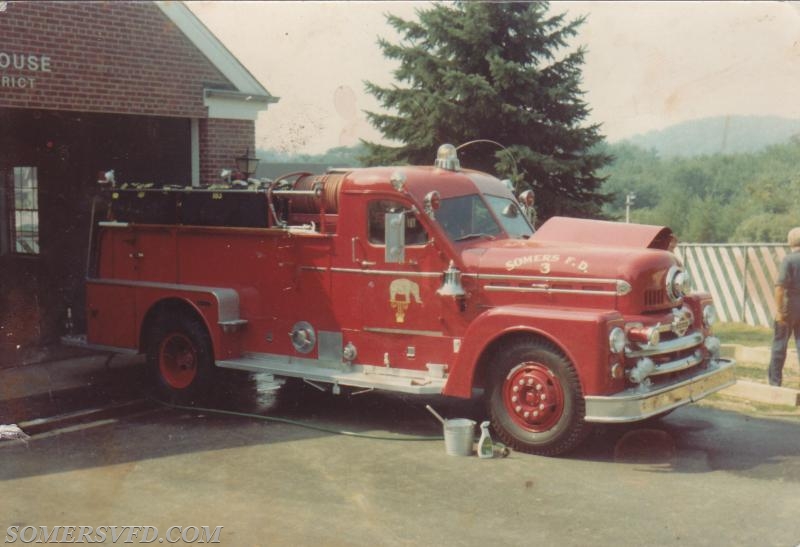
left=486, top=339, right=589, bottom=456
left=146, top=312, right=215, bottom=405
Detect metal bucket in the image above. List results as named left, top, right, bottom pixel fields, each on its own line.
left=443, top=418, right=476, bottom=456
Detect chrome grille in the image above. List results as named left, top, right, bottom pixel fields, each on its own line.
left=645, top=289, right=666, bottom=307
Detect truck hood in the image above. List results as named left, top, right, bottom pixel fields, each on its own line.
left=532, top=217, right=675, bottom=250
left=460, top=218, right=676, bottom=281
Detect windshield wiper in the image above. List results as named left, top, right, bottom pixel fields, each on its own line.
left=454, top=233, right=496, bottom=242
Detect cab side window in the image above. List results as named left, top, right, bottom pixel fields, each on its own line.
left=367, top=200, right=428, bottom=246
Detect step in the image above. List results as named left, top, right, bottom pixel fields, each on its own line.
left=216, top=353, right=446, bottom=395
left=722, top=380, right=800, bottom=407
left=721, top=344, right=799, bottom=367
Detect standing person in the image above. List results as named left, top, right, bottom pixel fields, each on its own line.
left=768, top=227, right=800, bottom=386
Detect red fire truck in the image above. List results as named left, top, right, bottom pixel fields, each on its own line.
left=68, top=144, right=735, bottom=456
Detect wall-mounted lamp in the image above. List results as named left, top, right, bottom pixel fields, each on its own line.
left=235, top=148, right=260, bottom=179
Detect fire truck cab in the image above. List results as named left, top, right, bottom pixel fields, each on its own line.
left=69, top=144, right=735, bottom=456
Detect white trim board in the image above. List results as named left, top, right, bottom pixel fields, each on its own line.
left=154, top=1, right=278, bottom=106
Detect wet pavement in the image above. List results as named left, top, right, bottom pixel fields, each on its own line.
left=2, top=354, right=800, bottom=545
left=0, top=353, right=146, bottom=425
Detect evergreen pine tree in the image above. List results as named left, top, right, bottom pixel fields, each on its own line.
left=362, top=1, right=611, bottom=221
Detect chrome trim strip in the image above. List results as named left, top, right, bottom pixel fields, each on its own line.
left=648, top=351, right=704, bottom=377
left=364, top=327, right=444, bottom=337
left=466, top=273, right=624, bottom=285
left=627, top=332, right=703, bottom=358
left=321, top=267, right=441, bottom=278
left=87, top=278, right=242, bottom=323
left=484, top=285, right=617, bottom=296
left=584, top=358, right=736, bottom=423
left=98, top=221, right=130, bottom=228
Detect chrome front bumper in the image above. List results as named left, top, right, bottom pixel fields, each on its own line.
left=583, top=358, right=736, bottom=423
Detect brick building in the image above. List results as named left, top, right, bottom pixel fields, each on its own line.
left=0, top=1, right=276, bottom=351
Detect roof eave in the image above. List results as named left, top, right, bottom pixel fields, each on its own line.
left=205, top=89, right=279, bottom=105
left=154, top=1, right=275, bottom=100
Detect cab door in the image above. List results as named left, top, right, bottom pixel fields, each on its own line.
left=353, top=199, right=450, bottom=371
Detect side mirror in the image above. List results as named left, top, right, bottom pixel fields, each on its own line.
left=385, top=211, right=405, bottom=263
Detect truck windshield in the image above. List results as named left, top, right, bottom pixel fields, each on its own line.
left=484, top=195, right=534, bottom=239
left=437, top=194, right=503, bottom=242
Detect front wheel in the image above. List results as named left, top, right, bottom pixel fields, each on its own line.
left=486, top=339, right=589, bottom=456
left=146, top=313, right=214, bottom=405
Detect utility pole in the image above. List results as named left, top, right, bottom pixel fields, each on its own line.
left=625, top=192, right=636, bottom=223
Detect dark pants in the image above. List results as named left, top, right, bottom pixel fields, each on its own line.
left=768, top=317, right=800, bottom=386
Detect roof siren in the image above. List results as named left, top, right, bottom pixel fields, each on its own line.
left=434, top=144, right=460, bottom=171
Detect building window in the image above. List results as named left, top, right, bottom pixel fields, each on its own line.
left=6, top=167, right=40, bottom=255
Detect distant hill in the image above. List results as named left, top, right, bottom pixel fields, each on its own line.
left=618, top=116, right=800, bottom=158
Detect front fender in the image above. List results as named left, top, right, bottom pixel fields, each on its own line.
left=443, top=305, right=624, bottom=398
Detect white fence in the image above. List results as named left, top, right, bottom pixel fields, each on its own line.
left=675, top=244, right=788, bottom=327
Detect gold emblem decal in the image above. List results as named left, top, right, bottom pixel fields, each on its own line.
left=389, top=278, right=422, bottom=323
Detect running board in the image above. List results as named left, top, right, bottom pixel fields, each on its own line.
left=61, top=334, right=139, bottom=355
left=216, top=353, right=446, bottom=395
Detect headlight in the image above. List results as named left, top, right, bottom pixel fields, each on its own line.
left=666, top=266, right=691, bottom=302
left=609, top=327, right=626, bottom=354
left=703, top=304, right=717, bottom=327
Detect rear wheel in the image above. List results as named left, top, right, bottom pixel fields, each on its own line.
left=147, top=313, right=214, bottom=405
left=487, top=339, right=589, bottom=456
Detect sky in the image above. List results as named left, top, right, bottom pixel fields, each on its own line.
left=188, top=1, right=800, bottom=154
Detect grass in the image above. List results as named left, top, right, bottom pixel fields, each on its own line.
left=714, top=322, right=772, bottom=346
left=736, top=360, right=800, bottom=389
left=734, top=363, right=769, bottom=382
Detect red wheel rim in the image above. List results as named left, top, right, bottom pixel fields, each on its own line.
left=502, top=362, right=565, bottom=432
left=158, top=333, right=198, bottom=389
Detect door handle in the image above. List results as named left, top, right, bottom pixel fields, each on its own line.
left=129, top=252, right=144, bottom=259
left=351, top=236, right=376, bottom=267
left=351, top=237, right=359, bottom=263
